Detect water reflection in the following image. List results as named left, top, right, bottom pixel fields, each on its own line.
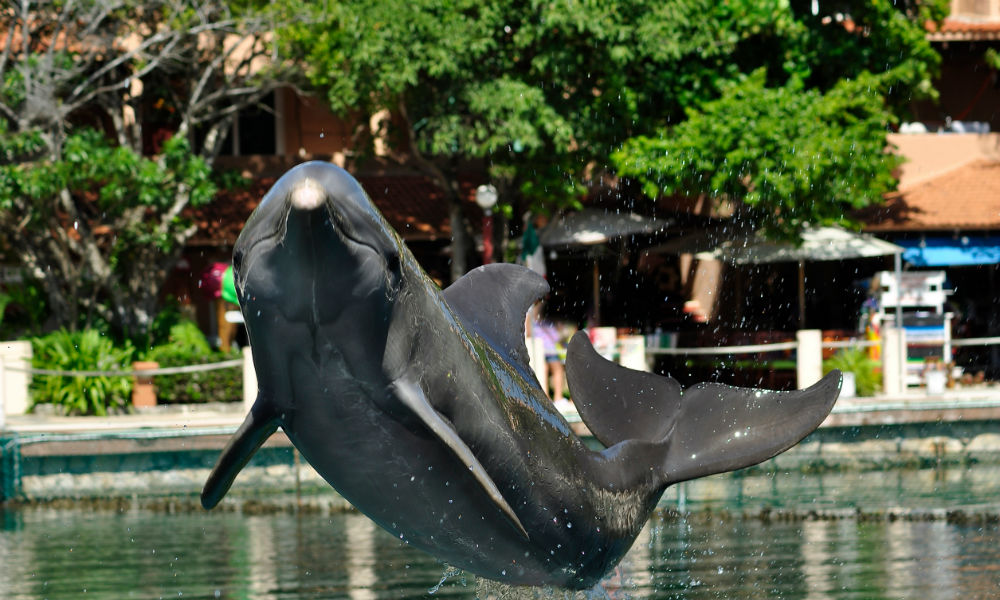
left=346, top=515, right=377, bottom=600
left=800, top=519, right=832, bottom=600
left=1, top=466, right=999, bottom=599
left=247, top=516, right=278, bottom=599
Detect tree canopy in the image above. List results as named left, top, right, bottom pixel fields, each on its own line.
left=613, top=70, right=902, bottom=240
left=0, top=0, right=949, bottom=338
left=281, top=0, right=946, bottom=255
left=0, top=0, right=296, bottom=342
left=614, top=0, right=948, bottom=239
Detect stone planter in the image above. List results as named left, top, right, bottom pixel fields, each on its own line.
left=131, top=361, right=159, bottom=408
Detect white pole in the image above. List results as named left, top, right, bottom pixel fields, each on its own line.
left=796, top=329, right=823, bottom=389
left=893, top=252, right=906, bottom=393
left=894, top=252, right=903, bottom=327
left=944, top=312, right=953, bottom=363
left=883, top=327, right=906, bottom=396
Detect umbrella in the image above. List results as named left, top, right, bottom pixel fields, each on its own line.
left=647, top=226, right=904, bottom=328
left=539, top=209, right=671, bottom=247
left=539, top=208, right=672, bottom=323
left=539, top=209, right=672, bottom=325
left=692, top=226, right=904, bottom=265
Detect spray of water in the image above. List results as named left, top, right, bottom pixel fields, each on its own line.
left=473, top=565, right=638, bottom=600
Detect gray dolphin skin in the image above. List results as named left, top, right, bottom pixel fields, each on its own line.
left=201, top=161, right=842, bottom=590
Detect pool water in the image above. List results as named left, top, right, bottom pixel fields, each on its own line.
left=2, top=465, right=1000, bottom=599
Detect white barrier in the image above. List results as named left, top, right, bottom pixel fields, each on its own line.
left=796, top=330, right=823, bottom=389
left=1, top=341, right=31, bottom=421
left=3, top=330, right=999, bottom=423
left=882, top=328, right=906, bottom=396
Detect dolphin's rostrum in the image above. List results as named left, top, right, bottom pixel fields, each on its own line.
left=202, top=161, right=841, bottom=590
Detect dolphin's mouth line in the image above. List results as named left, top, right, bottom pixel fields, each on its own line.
left=325, top=201, right=385, bottom=260
left=236, top=200, right=388, bottom=300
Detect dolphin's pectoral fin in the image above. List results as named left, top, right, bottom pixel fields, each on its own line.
left=659, top=371, right=841, bottom=485
left=565, top=332, right=683, bottom=447
left=201, top=396, right=280, bottom=509
left=442, top=263, right=549, bottom=389
left=390, top=378, right=530, bottom=540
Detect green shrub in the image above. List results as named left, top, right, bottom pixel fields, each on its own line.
left=146, top=321, right=241, bottom=404
left=145, top=320, right=213, bottom=359
left=0, top=280, right=48, bottom=339
left=30, top=329, right=134, bottom=415
left=824, top=348, right=881, bottom=397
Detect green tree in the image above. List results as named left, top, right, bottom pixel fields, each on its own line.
left=614, top=0, right=948, bottom=238
left=278, top=0, right=789, bottom=279
left=0, top=0, right=297, bottom=343
left=281, top=0, right=946, bottom=261
left=614, top=70, right=902, bottom=239
left=0, top=129, right=214, bottom=338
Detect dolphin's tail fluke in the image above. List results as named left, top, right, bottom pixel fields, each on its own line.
left=565, top=333, right=841, bottom=488
left=201, top=396, right=280, bottom=509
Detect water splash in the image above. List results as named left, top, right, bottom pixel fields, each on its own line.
left=474, top=568, right=638, bottom=600
left=428, top=565, right=464, bottom=594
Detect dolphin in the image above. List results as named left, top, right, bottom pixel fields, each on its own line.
left=201, top=161, right=841, bottom=590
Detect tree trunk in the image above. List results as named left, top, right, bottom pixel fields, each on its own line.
left=449, top=195, right=469, bottom=282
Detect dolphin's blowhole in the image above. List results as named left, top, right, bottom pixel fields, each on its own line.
left=290, top=178, right=326, bottom=211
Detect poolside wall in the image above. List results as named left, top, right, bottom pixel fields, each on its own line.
left=5, top=420, right=1000, bottom=503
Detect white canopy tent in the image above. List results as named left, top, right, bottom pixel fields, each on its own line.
left=692, top=226, right=904, bottom=266
left=649, top=226, right=904, bottom=328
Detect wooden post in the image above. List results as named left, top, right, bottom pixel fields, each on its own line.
left=216, top=299, right=233, bottom=352
left=798, top=260, right=806, bottom=330
left=592, top=260, right=600, bottom=325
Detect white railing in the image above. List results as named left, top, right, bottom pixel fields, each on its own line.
left=0, top=344, right=255, bottom=429
left=4, top=331, right=1000, bottom=426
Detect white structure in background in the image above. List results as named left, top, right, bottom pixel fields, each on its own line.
left=872, top=270, right=950, bottom=318
left=872, top=270, right=954, bottom=387
left=0, top=341, right=32, bottom=426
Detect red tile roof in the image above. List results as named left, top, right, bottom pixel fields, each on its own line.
left=927, top=17, right=1000, bottom=41
left=187, top=178, right=272, bottom=247
left=362, top=175, right=478, bottom=242
left=862, top=159, right=1000, bottom=231
left=187, top=173, right=478, bottom=247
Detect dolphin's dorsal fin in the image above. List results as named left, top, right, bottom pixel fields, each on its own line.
left=564, top=332, right=683, bottom=447
left=443, top=264, right=549, bottom=382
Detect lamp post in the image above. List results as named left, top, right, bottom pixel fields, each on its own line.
left=475, top=183, right=498, bottom=264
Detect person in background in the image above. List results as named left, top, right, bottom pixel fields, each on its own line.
left=534, top=317, right=577, bottom=409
